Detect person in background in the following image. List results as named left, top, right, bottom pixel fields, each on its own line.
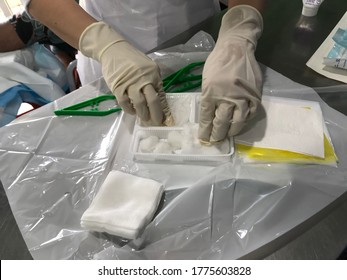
left=0, top=7, right=77, bottom=68
left=22, top=0, right=266, bottom=142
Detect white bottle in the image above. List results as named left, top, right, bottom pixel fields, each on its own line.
left=302, top=0, right=325, bottom=17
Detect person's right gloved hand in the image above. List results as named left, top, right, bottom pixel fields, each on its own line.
left=79, top=22, right=172, bottom=126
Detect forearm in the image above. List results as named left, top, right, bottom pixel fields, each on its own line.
left=28, top=0, right=96, bottom=49
left=228, top=0, right=267, bottom=12
left=0, top=21, right=25, bottom=52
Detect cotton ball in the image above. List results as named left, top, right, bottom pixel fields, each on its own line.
left=181, top=140, right=195, bottom=154
left=167, top=95, right=192, bottom=125
left=180, top=123, right=230, bottom=155
left=199, top=143, right=223, bottom=155
left=181, top=123, right=204, bottom=154
left=180, top=124, right=193, bottom=153
left=196, top=138, right=230, bottom=155
left=153, top=141, right=173, bottom=154
left=215, top=138, right=230, bottom=154
left=181, top=123, right=196, bottom=142
left=138, top=135, right=159, bottom=153
left=190, top=123, right=203, bottom=146
left=167, top=130, right=183, bottom=149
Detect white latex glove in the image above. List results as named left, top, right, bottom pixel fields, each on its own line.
left=79, top=22, right=172, bottom=126
left=199, top=5, right=263, bottom=143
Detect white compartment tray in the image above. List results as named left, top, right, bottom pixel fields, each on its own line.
left=131, top=126, right=234, bottom=163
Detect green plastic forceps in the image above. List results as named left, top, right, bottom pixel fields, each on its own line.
left=54, top=94, right=122, bottom=116
left=162, top=61, right=205, bottom=93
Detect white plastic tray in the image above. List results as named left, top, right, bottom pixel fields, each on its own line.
left=131, top=93, right=234, bottom=163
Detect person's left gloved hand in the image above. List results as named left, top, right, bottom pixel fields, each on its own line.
left=199, top=5, right=263, bottom=143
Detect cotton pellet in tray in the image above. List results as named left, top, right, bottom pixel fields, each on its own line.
left=132, top=123, right=234, bottom=163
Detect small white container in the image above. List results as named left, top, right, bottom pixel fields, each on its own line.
left=302, top=0, right=324, bottom=17
left=131, top=92, right=234, bottom=163
left=131, top=126, right=234, bottom=163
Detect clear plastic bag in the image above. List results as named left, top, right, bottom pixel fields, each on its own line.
left=148, top=31, right=215, bottom=79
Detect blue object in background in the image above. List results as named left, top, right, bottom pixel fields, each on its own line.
left=333, top=28, right=347, bottom=49
left=0, top=84, right=50, bottom=127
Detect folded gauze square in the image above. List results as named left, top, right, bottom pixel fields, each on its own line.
left=81, top=170, right=164, bottom=239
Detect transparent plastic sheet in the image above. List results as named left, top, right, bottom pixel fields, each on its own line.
left=1, top=36, right=347, bottom=260
left=148, top=31, right=215, bottom=79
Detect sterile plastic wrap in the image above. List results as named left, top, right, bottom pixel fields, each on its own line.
left=1, top=34, right=347, bottom=260
left=148, top=31, right=215, bottom=78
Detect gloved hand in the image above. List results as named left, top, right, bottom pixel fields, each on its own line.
left=199, top=5, right=263, bottom=143
left=79, top=22, right=172, bottom=126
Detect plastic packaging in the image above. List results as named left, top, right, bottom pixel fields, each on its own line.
left=324, top=28, right=347, bottom=70
left=148, top=31, right=215, bottom=78
left=236, top=133, right=338, bottom=165
left=323, top=57, right=347, bottom=70
left=306, top=12, right=347, bottom=84
left=234, top=96, right=338, bottom=166
left=332, top=28, right=347, bottom=49
left=302, top=0, right=325, bottom=17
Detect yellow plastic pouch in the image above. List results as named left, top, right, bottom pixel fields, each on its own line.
left=236, top=134, right=338, bottom=165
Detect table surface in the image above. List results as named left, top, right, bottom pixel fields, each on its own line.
left=1, top=0, right=347, bottom=259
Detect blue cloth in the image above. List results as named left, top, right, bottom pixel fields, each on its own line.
left=0, top=84, right=50, bottom=127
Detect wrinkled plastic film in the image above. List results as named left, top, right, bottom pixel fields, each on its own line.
left=148, top=31, right=215, bottom=79
left=1, top=35, right=347, bottom=260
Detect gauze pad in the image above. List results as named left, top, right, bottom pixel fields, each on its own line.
left=81, top=170, right=164, bottom=239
